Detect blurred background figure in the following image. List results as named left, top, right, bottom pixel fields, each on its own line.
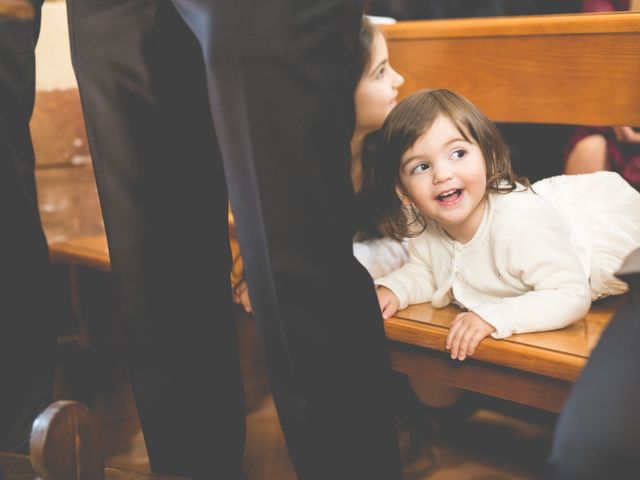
left=564, top=0, right=640, bottom=190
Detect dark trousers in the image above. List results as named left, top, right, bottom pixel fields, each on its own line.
left=66, top=1, right=401, bottom=478
left=546, top=277, right=640, bottom=479
left=0, top=0, right=56, bottom=453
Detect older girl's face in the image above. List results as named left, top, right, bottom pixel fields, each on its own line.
left=354, top=30, right=404, bottom=135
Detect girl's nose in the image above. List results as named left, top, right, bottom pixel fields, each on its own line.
left=391, top=66, right=404, bottom=88
left=432, top=163, right=453, bottom=184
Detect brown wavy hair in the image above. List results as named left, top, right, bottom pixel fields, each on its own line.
left=361, top=88, right=529, bottom=241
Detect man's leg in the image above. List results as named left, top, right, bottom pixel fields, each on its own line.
left=173, top=1, right=403, bottom=478
left=0, top=0, right=56, bottom=454
left=546, top=280, right=640, bottom=479
left=67, top=1, right=244, bottom=478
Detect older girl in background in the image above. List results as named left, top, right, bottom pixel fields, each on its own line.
left=233, top=17, right=406, bottom=310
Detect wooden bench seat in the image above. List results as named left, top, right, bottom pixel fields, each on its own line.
left=385, top=296, right=623, bottom=412
left=49, top=234, right=110, bottom=272
left=47, top=232, right=624, bottom=413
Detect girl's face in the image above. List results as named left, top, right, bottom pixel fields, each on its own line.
left=395, top=115, right=487, bottom=243
left=354, top=30, right=404, bottom=135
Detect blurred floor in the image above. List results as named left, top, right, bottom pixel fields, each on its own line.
left=53, top=306, right=554, bottom=480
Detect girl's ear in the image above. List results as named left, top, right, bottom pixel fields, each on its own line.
left=395, top=183, right=412, bottom=206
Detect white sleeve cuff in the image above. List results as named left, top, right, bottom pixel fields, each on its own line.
left=374, top=277, right=410, bottom=310
left=471, top=303, right=514, bottom=339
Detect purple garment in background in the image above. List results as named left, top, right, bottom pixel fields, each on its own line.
left=582, top=0, right=629, bottom=11
left=565, top=128, right=640, bottom=189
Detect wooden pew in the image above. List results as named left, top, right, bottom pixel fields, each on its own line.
left=380, top=11, right=640, bottom=412
left=46, top=12, right=640, bottom=413
left=0, top=401, right=185, bottom=480
left=0, top=0, right=33, bottom=19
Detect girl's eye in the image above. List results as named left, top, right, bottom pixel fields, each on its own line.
left=375, top=66, right=386, bottom=79
left=451, top=149, right=466, bottom=160
left=411, top=163, right=430, bottom=174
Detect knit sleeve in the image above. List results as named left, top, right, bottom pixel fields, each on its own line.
left=373, top=237, right=436, bottom=309
left=472, top=219, right=592, bottom=339
left=353, top=237, right=409, bottom=279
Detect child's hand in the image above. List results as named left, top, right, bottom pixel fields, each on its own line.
left=232, top=279, right=253, bottom=314
left=376, top=286, right=400, bottom=320
left=446, top=311, right=496, bottom=361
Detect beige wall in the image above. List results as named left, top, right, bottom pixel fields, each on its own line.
left=35, top=1, right=76, bottom=90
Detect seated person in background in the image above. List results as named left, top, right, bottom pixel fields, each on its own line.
left=565, top=127, right=640, bottom=189
left=368, top=89, right=640, bottom=362
left=233, top=16, right=407, bottom=311
left=564, top=0, right=640, bottom=189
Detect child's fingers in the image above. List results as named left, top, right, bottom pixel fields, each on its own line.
left=467, top=330, right=487, bottom=357
left=381, top=298, right=395, bottom=319
left=457, top=327, right=478, bottom=361
left=376, top=294, right=388, bottom=313
left=242, top=295, right=253, bottom=314
left=448, top=321, right=466, bottom=359
left=236, top=288, right=252, bottom=314
left=446, top=314, right=465, bottom=350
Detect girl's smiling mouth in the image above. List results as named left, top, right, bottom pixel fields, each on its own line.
left=436, top=188, right=464, bottom=205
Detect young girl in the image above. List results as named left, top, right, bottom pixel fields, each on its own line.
left=370, top=89, right=640, bottom=361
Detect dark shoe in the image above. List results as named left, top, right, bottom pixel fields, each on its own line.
left=398, top=418, right=441, bottom=479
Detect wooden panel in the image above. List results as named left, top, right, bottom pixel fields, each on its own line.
left=390, top=345, right=572, bottom=413
left=49, top=234, right=111, bottom=272
left=36, top=164, right=104, bottom=245
left=0, top=0, right=33, bottom=19
left=384, top=12, right=640, bottom=38
left=383, top=13, right=640, bottom=126
left=31, top=89, right=90, bottom=167
left=47, top=212, right=236, bottom=272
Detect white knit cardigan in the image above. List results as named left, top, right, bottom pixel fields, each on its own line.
left=374, top=187, right=592, bottom=339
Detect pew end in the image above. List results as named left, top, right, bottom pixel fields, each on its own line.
left=30, top=401, right=104, bottom=480
left=0, top=401, right=186, bottom=480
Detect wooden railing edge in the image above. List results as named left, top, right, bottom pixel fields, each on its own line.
left=384, top=317, right=586, bottom=382
left=382, top=11, right=640, bottom=40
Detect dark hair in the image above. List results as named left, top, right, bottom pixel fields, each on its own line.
left=355, top=129, right=386, bottom=240
left=365, top=88, right=530, bottom=241
left=352, top=17, right=386, bottom=240
left=354, top=16, right=378, bottom=84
